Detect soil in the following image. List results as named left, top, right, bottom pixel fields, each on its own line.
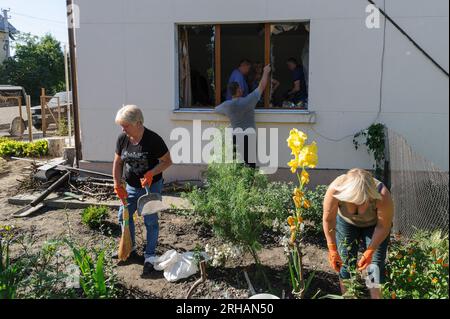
left=0, top=158, right=340, bottom=299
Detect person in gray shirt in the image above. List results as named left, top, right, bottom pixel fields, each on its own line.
left=215, top=64, right=272, bottom=168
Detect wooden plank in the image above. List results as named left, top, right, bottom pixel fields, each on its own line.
left=26, top=95, right=33, bottom=142
left=264, top=23, right=271, bottom=108
left=41, top=88, right=47, bottom=137
left=17, top=97, right=23, bottom=135
left=215, top=24, right=222, bottom=106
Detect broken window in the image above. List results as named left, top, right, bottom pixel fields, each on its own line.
left=178, top=25, right=215, bottom=108
left=178, top=22, right=310, bottom=110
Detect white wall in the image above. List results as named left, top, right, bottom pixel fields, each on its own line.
left=74, top=0, right=449, bottom=172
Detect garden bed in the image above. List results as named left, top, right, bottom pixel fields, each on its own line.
left=0, top=158, right=340, bottom=299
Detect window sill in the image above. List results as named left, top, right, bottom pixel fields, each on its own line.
left=171, top=108, right=316, bottom=124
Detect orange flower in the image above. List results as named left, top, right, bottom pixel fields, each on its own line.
left=287, top=216, right=295, bottom=226
left=290, top=230, right=296, bottom=245
left=298, top=216, right=304, bottom=224
left=290, top=225, right=297, bottom=233
left=431, top=278, right=438, bottom=284
left=391, top=292, right=396, bottom=299
left=303, top=199, right=311, bottom=209
left=436, top=258, right=444, bottom=265
left=443, top=264, right=449, bottom=268
left=409, top=270, right=416, bottom=276
left=293, top=196, right=301, bottom=209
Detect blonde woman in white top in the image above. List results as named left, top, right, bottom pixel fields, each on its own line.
left=323, top=168, right=394, bottom=299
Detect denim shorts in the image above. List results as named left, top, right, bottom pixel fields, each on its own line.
left=335, top=214, right=390, bottom=284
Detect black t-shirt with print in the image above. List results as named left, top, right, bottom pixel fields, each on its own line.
left=115, top=128, right=169, bottom=188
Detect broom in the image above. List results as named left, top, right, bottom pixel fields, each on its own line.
left=118, top=198, right=133, bottom=261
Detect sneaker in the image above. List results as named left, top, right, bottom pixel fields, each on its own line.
left=142, top=262, right=154, bottom=276
left=112, top=247, right=137, bottom=260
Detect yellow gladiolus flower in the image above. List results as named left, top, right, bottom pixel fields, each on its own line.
left=301, top=169, right=310, bottom=185
left=288, top=157, right=300, bottom=174
left=298, top=142, right=318, bottom=168
left=287, top=129, right=308, bottom=155
left=432, top=278, right=438, bottom=284
left=293, top=195, right=301, bottom=209
left=303, top=199, right=311, bottom=209
left=293, top=187, right=304, bottom=198
left=287, top=216, right=295, bottom=226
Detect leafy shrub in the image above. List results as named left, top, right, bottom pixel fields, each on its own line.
left=81, top=206, right=110, bottom=229
left=185, top=163, right=270, bottom=264
left=261, top=182, right=328, bottom=236
left=303, top=185, right=328, bottom=235
left=1, top=226, right=75, bottom=299
left=383, top=230, right=449, bottom=299
left=0, top=139, right=48, bottom=158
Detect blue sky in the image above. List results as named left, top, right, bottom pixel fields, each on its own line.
left=1, top=0, right=68, bottom=46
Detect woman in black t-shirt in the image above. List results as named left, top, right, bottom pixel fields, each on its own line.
left=113, top=105, right=172, bottom=276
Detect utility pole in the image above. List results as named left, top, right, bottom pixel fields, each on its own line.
left=2, top=9, right=10, bottom=58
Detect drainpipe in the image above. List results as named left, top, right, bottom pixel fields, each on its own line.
left=66, top=0, right=83, bottom=166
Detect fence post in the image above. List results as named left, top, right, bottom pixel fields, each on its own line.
left=383, top=126, right=391, bottom=190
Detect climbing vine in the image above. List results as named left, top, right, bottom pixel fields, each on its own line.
left=353, top=123, right=386, bottom=180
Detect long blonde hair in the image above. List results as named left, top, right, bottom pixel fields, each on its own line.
left=333, top=168, right=381, bottom=205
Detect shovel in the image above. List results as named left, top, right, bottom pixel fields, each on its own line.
left=12, top=171, right=71, bottom=218
left=137, top=185, right=166, bottom=217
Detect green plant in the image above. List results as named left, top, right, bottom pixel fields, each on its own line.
left=0, top=139, right=48, bottom=158
left=383, top=230, right=449, bottom=299
left=0, top=225, right=25, bottom=299
left=185, top=162, right=269, bottom=266
left=65, top=240, right=118, bottom=299
left=302, top=185, right=328, bottom=235
left=353, top=123, right=386, bottom=180
left=81, top=206, right=110, bottom=229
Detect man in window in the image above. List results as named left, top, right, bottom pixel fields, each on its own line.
left=285, top=57, right=308, bottom=107
left=215, top=64, right=272, bottom=168
left=225, top=59, right=252, bottom=100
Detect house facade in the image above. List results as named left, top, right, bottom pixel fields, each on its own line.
left=0, top=12, right=17, bottom=64
left=74, top=0, right=449, bottom=185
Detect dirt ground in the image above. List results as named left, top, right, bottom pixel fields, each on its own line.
left=0, top=158, right=340, bottom=299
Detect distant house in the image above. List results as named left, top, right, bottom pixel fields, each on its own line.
left=0, top=12, right=18, bottom=63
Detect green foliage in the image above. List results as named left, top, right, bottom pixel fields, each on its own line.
left=261, top=182, right=327, bottom=235
left=0, top=139, right=48, bottom=158
left=81, top=206, right=110, bottom=229
left=185, top=163, right=269, bottom=264
left=66, top=240, right=118, bottom=299
left=303, top=185, right=328, bottom=235
left=353, top=123, right=386, bottom=179
left=0, top=33, right=65, bottom=105
left=0, top=226, right=75, bottom=299
left=383, top=230, right=449, bottom=299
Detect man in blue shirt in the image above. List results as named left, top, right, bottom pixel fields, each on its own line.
left=226, top=59, right=252, bottom=100
left=285, top=57, right=308, bottom=106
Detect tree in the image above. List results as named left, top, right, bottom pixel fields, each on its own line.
left=0, top=33, right=65, bottom=105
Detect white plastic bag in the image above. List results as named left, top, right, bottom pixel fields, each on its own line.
left=148, top=250, right=208, bottom=282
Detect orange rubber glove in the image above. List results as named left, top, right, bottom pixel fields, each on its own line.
left=114, top=183, right=128, bottom=200
left=140, top=171, right=154, bottom=188
left=358, top=247, right=376, bottom=271
left=327, top=243, right=343, bottom=272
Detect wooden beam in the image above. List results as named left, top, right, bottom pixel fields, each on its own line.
left=264, top=23, right=271, bottom=108
left=26, top=95, right=33, bottom=142
left=215, top=24, right=222, bottom=106
left=41, top=88, right=47, bottom=137
left=17, top=97, right=23, bottom=136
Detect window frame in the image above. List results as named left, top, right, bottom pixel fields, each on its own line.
left=177, top=22, right=310, bottom=110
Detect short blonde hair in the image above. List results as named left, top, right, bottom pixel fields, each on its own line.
left=115, top=105, right=144, bottom=125
left=333, top=168, right=382, bottom=205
